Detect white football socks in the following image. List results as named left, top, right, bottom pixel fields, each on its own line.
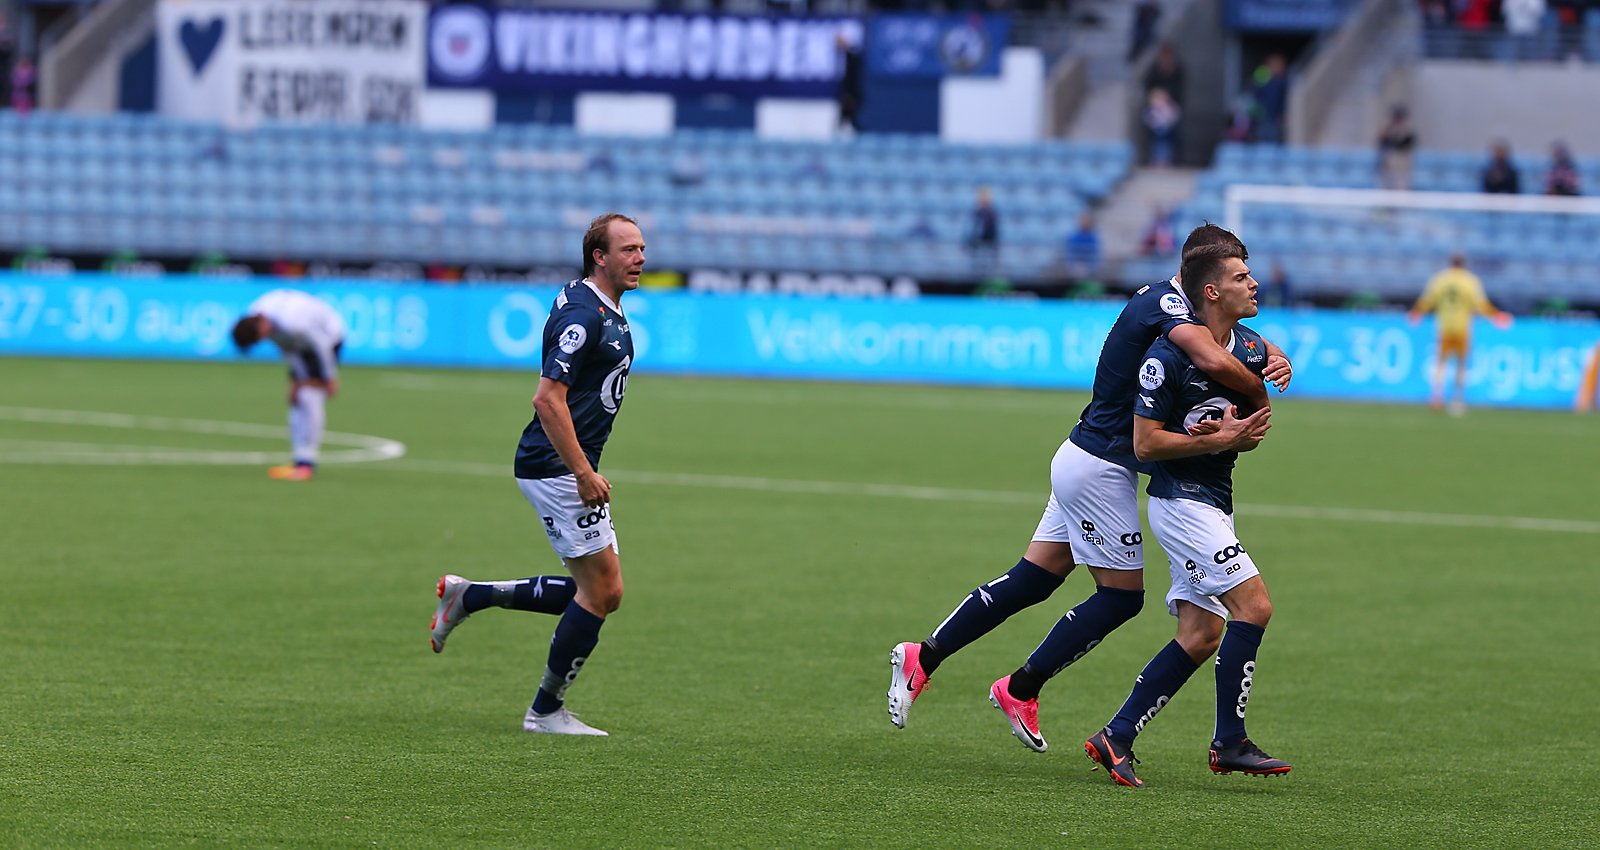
left=290, top=386, right=328, bottom=465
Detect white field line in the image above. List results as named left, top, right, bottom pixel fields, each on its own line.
left=375, top=372, right=1069, bottom=414
left=0, top=407, right=405, bottom=465
left=385, top=458, right=1600, bottom=536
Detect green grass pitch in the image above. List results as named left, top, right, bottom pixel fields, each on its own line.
left=1, top=356, right=1596, bottom=848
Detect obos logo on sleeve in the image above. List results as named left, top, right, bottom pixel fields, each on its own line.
left=558, top=324, right=588, bottom=354
left=1139, top=357, right=1166, bottom=390
left=1159, top=293, right=1189, bottom=317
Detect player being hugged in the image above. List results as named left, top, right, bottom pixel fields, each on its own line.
left=1083, top=239, right=1290, bottom=788
left=429, top=213, right=644, bottom=737
left=886, top=224, right=1291, bottom=754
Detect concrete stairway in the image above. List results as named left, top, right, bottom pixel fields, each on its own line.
left=1094, top=166, right=1199, bottom=263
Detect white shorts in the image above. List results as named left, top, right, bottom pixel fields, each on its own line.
left=1148, top=496, right=1260, bottom=619
left=516, top=475, right=618, bottom=561
left=1031, top=438, right=1144, bottom=570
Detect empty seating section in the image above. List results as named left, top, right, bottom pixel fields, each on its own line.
left=1174, top=142, right=1600, bottom=307
left=0, top=111, right=1132, bottom=281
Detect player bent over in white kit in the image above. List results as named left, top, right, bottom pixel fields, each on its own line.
left=231, top=289, right=347, bottom=481
left=1082, top=241, right=1291, bottom=788
left=429, top=214, right=644, bottom=737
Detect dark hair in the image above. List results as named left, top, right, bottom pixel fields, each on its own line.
left=1181, top=222, right=1247, bottom=259
left=231, top=315, right=263, bottom=351
left=582, top=212, right=640, bottom=277
left=1180, top=242, right=1248, bottom=307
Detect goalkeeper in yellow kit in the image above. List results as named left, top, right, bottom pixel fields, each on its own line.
left=1407, top=254, right=1511, bottom=414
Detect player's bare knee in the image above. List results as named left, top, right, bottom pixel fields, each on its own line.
left=1024, top=542, right=1075, bottom=576
left=1178, top=631, right=1222, bottom=662
left=1236, top=599, right=1272, bottom=627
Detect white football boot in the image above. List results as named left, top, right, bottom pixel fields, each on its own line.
left=523, top=706, right=609, bottom=737
left=430, top=574, right=471, bottom=653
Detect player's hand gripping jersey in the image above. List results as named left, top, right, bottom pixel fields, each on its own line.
left=515, top=280, right=635, bottom=480
left=1133, top=325, right=1269, bottom=513
left=1069, top=279, right=1199, bottom=469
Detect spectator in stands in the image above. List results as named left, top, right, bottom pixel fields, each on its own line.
left=1141, top=43, right=1185, bottom=163
left=1062, top=212, right=1102, bottom=278
left=1140, top=206, right=1178, bottom=256
left=1544, top=141, right=1581, bottom=195
left=1250, top=54, right=1289, bottom=144
left=1377, top=105, right=1417, bottom=190
left=670, top=150, right=706, bottom=187
left=1261, top=261, right=1294, bottom=307
left=836, top=29, right=865, bottom=136
left=1223, top=93, right=1255, bottom=143
left=1128, top=1, right=1162, bottom=61
left=1503, top=0, right=1547, bottom=59
left=1482, top=141, right=1521, bottom=193
left=10, top=54, right=33, bottom=114
left=967, top=187, right=1000, bottom=274
left=1143, top=88, right=1181, bottom=167
left=0, top=12, right=12, bottom=105
left=1421, top=0, right=1452, bottom=28
left=1143, top=42, right=1186, bottom=107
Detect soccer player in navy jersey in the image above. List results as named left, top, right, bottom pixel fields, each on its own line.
left=887, top=224, right=1290, bottom=752
left=1083, top=240, right=1291, bottom=787
left=428, top=213, right=643, bottom=737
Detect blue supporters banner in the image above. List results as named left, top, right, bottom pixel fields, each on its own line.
left=427, top=5, right=863, bottom=98
left=865, top=13, right=1009, bottom=78
left=1, top=274, right=1595, bottom=411
left=1224, top=0, right=1356, bottom=32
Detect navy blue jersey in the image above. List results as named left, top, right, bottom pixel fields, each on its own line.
left=1134, top=325, right=1268, bottom=513
left=514, top=280, right=634, bottom=480
left=1068, top=279, right=1199, bottom=470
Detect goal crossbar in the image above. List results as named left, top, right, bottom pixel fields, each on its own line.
left=1223, top=184, right=1600, bottom=238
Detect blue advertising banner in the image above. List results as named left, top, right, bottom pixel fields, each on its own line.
left=1224, top=0, right=1356, bottom=32
left=427, top=5, right=862, bottom=98
left=865, top=13, right=1009, bottom=78
left=2, top=274, right=1595, bottom=410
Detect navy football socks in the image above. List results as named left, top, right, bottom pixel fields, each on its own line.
left=922, top=559, right=1064, bottom=675
left=1213, top=620, right=1266, bottom=748
left=531, top=600, right=606, bottom=715
left=1105, top=640, right=1200, bottom=744
left=1008, top=586, right=1145, bottom=701
left=462, top=576, right=577, bottom=615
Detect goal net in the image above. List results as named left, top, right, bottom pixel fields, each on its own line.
left=1222, top=184, right=1600, bottom=314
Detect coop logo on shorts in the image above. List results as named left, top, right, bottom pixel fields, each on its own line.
left=1159, top=293, right=1189, bottom=317
left=430, top=5, right=492, bottom=82
left=1139, top=357, right=1165, bottom=390
left=558, top=324, right=588, bottom=354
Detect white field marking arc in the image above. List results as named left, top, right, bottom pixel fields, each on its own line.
left=385, top=458, right=1600, bottom=536
left=0, top=407, right=406, bottom=466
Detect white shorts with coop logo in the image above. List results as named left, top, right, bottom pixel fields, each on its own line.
left=1148, top=496, right=1260, bottom=619
left=517, top=475, right=618, bottom=561
left=1030, top=438, right=1145, bottom=570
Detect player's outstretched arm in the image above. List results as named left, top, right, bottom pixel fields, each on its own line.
left=1168, top=324, right=1272, bottom=412
left=1133, top=407, right=1270, bottom=463
left=532, top=377, right=612, bottom=507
